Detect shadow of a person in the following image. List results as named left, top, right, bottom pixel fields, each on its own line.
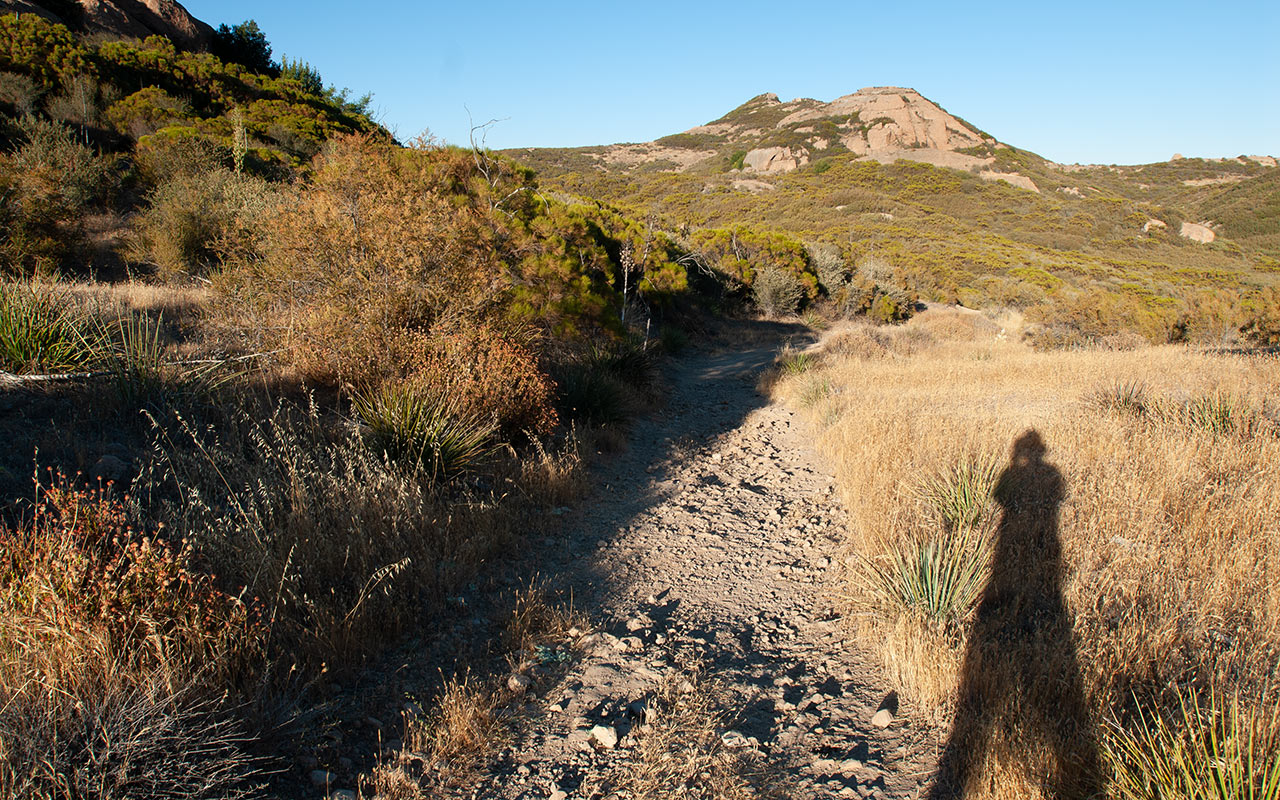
left=928, top=430, right=1101, bottom=799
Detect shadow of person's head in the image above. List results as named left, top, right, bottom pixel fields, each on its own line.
left=1010, top=429, right=1046, bottom=462
left=995, top=429, right=1061, bottom=514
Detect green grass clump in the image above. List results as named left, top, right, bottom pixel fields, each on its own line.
left=554, top=364, right=632, bottom=427
left=1094, top=380, right=1150, bottom=418
left=352, top=384, right=496, bottom=480
left=916, top=453, right=1001, bottom=532
left=866, top=525, right=992, bottom=625
left=1105, top=687, right=1280, bottom=800
left=1181, top=392, right=1257, bottom=437
left=780, top=349, right=818, bottom=375
left=0, top=283, right=98, bottom=373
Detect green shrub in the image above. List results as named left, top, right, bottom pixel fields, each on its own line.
left=0, top=282, right=99, bottom=373
left=554, top=363, right=631, bottom=427
left=1105, top=687, right=1280, bottom=800
left=658, top=325, right=689, bottom=355
left=352, top=383, right=496, bottom=480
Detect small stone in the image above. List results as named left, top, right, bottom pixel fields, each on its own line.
left=871, top=708, right=894, bottom=728
left=720, top=730, right=749, bottom=749
left=308, top=769, right=334, bottom=788
left=508, top=673, right=533, bottom=693
left=550, top=791, right=568, bottom=800
left=568, top=626, right=583, bottom=637
left=590, top=724, right=619, bottom=749
left=627, top=699, right=648, bottom=722
left=678, top=680, right=695, bottom=693
left=330, top=791, right=356, bottom=800
left=620, top=636, right=643, bottom=651
left=90, top=455, right=128, bottom=485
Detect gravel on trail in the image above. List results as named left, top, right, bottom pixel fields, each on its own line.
left=474, top=321, right=942, bottom=799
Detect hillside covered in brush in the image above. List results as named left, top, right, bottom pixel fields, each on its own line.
left=511, top=87, right=1279, bottom=345
left=0, top=7, right=383, bottom=275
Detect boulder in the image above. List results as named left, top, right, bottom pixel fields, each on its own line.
left=743, top=146, right=809, bottom=174
left=1179, top=221, right=1216, bottom=244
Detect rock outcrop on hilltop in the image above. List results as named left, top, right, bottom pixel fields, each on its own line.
left=0, top=0, right=213, bottom=50
left=566, top=86, right=1043, bottom=192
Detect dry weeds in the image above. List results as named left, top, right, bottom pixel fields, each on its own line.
left=776, top=307, right=1280, bottom=799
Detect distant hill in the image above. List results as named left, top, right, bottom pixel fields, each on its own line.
left=508, top=88, right=1278, bottom=342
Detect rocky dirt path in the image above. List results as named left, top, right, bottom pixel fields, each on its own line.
left=475, top=324, right=941, bottom=799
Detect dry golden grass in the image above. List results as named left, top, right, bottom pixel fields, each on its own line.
left=64, top=280, right=209, bottom=320
left=776, top=308, right=1280, bottom=799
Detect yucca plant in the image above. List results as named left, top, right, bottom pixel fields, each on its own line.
left=586, top=337, right=657, bottom=389
left=864, top=525, right=993, bottom=624
left=554, top=363, right=632, bottom=427
left=1094, top=379, right=1150, bottom=418
left=0, top=282, right=99, bottom=374
left=916, top=453, right=1001, bottom=532
left=780, top=349, right=818, bottom=375
left=352, top=383, right=496, bottom=481
left=102, top=312, right=234, bottom=410
left=103, top=311, right=167, bottom=409
left=1182, top=392, right=1255, bottom=437
left=1105, top=687, right=1280, bottom=800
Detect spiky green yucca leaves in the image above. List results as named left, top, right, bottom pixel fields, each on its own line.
left=780, top=349, right=818, bottom=375
left=1105, top=687, right=1280, bottom=800
left=866, top=454, right=1000, bottom=624
left=868, top=525, right=993, bottom=625
left=917, top=453, right=1001, bottom=533
left=1182, top=392, right=1261, bottom=437
left=1094, top=379, right=1150, bottom=417
left=352, top=384, right=496, bottom=480
left=0, top=283, right=98, bottom=373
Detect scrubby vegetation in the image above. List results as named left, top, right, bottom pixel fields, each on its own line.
left=2, top=9, right=1277, bottom=797
left=514, top=113, right=1279, bottom=347
left=774, top=308, right=1280, bottom=798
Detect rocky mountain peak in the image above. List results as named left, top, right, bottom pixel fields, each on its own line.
left=1, top=0, right=214, bottom=50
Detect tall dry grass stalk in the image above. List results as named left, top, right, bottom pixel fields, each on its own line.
left=776, top=310, right=1280, bottom=799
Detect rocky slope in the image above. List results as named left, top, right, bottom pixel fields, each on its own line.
left=514, top=86, right=1052, bottom=191
left=0, top=0, right=212, bottom=49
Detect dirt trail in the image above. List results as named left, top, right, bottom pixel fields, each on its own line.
left=478, top=323, right=940, bottom=799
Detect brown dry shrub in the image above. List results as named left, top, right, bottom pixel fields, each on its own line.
left=146, top=401, right=514, bottom=681
left=0, top=475, right=262, bottom=798
left=211, top=134, right=525, bottom=389
left=397, top=324, right=558, bottom=437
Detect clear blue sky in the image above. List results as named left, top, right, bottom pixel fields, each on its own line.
left=183, top=0, right=1278, bottom=165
